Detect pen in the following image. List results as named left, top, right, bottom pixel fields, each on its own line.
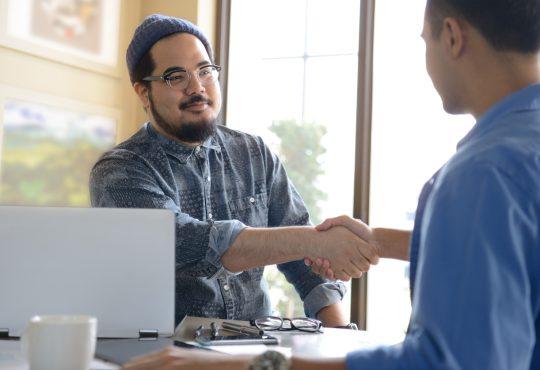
left=194, top=324, right=204, bottom=339
left=222, top=322, right=264, bottom=336
left=210, top=322, right=219, bottom=338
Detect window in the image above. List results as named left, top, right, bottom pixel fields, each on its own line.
left=368, top=0, right=474, bottom=342
left=227, top=0, right=361, bottom=318
left=225, top=0, right=474, bottom=334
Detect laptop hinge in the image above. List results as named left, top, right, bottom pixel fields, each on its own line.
left=139, top=329, right=158, bottom=340
left=0, top=329, right=9, bottom=338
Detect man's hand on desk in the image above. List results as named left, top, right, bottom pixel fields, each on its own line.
left=121, top=347, right=251, bottom=370
left=121, top=347, right=349, bottom=370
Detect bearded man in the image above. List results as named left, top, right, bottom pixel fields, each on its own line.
left=90, top=14, right=377, bottom=327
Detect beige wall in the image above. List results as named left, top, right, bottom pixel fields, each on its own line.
left=0, top=0, right=217, bottom=144
left=139, top=0, right=217, bottom=46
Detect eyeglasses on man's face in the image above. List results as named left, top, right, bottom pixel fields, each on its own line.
left=250, top=316, right=323, bottom=333
left=142, top=64, right=221, bottom=90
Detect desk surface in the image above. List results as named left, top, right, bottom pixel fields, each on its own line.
left=0, top=339, right=118, bottom=370
left=172, top=316, right=381, bottom=358
left=1, top=317, right=387, bottom=369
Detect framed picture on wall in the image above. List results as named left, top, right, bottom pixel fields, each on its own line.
left=0, top=0, right=121, bottom=76
left=0, top=84, right=119, bottom=207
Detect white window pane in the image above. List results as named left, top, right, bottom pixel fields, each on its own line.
left=231, top=0, right=306, bottom=58
left=306, top=0, right=360, bottom=55
left=304, top=56, right=357, bottom=219
left=260, top=59, right=305, bottom=123
left=227, top=57, right=304, bottom=136
left=368, top=0, right=474, bottom=343
left=228, top=0, right=358, bottom=321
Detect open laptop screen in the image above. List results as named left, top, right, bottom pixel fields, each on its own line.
left=0, top=206, right=175, bottom=338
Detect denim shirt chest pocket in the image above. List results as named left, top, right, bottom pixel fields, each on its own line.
left=228, top=192, right=268, bottom=227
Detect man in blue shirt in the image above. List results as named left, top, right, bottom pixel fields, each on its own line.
left=121, top=0, right=540, bottom=369
left=90, top=14, right=378, bottom=328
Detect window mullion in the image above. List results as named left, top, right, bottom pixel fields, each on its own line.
left=351, top=0, right=376, bottom=330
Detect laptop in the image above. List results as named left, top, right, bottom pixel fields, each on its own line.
left=0, top=206, right=176, bottom=339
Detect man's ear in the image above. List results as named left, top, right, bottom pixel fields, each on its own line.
left=442, top=17, right=465, bottom=58
left=133, top=82, right=150, bottom=109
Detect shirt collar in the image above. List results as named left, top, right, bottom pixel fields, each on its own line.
left=145, top=122, right=221, bottom=163
left=457, top=83, right=540, bottom=149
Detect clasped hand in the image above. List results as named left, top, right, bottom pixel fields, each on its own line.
left=305, top=215, right=378, bottom=281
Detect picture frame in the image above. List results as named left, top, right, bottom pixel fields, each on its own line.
left=0, top=84, right=120, bottom=206
left=0, top=0, right=121, bottom=76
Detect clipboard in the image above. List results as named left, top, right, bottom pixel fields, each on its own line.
left=193, top=321, right=279, bottom=346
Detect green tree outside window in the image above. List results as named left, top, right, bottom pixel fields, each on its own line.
left=266, top=119, right=328, bottom=317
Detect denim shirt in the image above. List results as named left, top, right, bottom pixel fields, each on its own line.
left=90, top=123, right=345, bottom=324
left=347, top=84, right=540, bottom=369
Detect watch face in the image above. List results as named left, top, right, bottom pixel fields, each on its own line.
left=250, top=350, right=289, bottom=370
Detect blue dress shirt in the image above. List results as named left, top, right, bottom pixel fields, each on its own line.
left=90, top=123, right=345, bottom=324
left=347, top=83, right=540, bottom=369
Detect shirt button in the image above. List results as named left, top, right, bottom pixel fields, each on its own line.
left=208, top=213, right=213, bottom=219
left=249, top=197, right=255, bottom=203
left=223, top=284, right=230, bottom=291
left=206, top=176, right=211, bottom=182
left=195, top=146, right=200, bottom=153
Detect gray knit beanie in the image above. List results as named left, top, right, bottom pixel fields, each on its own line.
left=126, top=14, right=214, bottom=83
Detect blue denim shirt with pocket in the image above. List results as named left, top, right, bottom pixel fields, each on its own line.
left=346, top=83, right=540, bottom=370
left=90, top=123, right=345, bottom=324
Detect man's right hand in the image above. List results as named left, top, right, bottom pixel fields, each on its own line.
left=305, top=215, right=411, bottom=279
left=316, top=215, right=374, bottom=240
left=306, top=215, right=378, bottom=280
left=305, top=224, right=379, bottom=281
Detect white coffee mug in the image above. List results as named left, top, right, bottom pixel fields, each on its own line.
left=21, top=314, right=97, bottom=370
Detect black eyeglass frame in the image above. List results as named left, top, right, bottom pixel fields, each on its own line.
left=250, top=316, right=323, bottom=333
left=142, top=64, right=222, bottom=89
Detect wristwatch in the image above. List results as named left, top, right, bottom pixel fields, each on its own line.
left=249, top=350, right=290, bottom=370
left=333, top=323, right=359, bottom=330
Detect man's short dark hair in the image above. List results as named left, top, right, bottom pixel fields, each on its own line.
left=426, top=0, right=540, bottom=53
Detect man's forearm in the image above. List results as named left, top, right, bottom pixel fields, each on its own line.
left=221, top=225, right=378, bottom=280
left=372, top=228, right=411, bottom=261
left=221, top=226, right=316, bottom=272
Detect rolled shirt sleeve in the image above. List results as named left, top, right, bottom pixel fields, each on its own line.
left=90, top=148, right=245, bottom=279
left=206, top=220, right=247, bottom=278
left=302, top=281, right=347, bottom=318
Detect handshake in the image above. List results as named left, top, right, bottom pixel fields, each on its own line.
left=303, top=215, right=380, bottom=282
left=224, top=215, right=404, bottom=282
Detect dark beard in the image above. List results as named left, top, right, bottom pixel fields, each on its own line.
left=149, top=93, right=217, bottom=143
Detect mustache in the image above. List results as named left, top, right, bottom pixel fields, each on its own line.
left=179, top=95, right=212, bottom=110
